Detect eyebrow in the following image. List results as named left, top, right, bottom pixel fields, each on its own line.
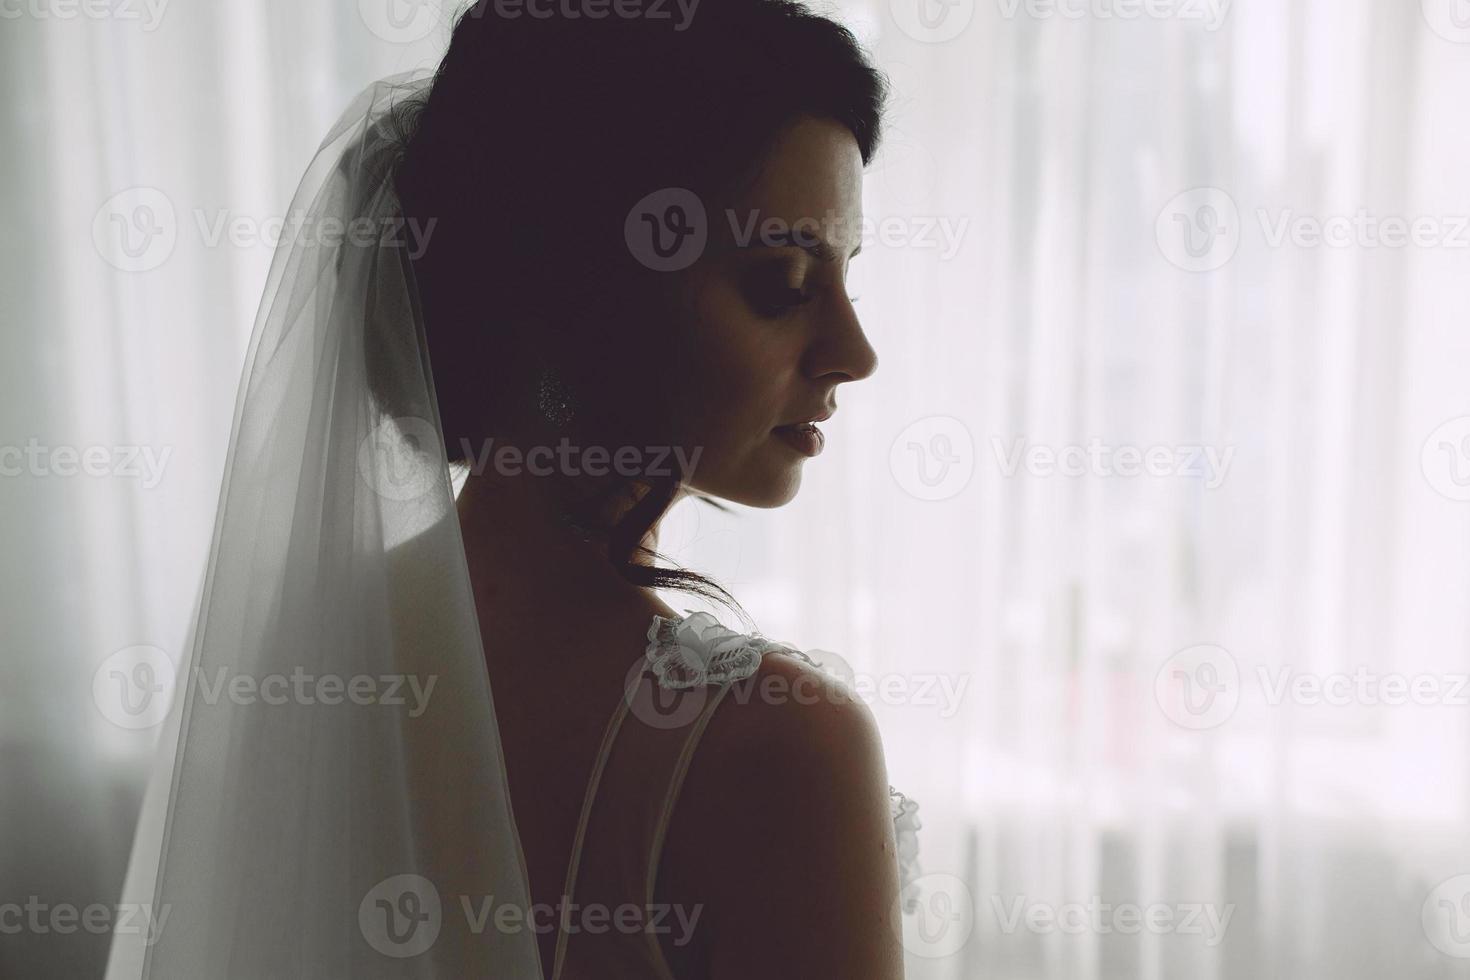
left=723, top=228, right=862, bottom=263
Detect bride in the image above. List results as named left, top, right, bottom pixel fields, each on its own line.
left=108, top=2, right=920, bottom=977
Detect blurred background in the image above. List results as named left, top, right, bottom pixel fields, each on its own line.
left=5, top=0, right=1470, bottom=977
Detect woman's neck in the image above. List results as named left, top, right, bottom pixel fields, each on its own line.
left=453, top=468, right=665, bottom=619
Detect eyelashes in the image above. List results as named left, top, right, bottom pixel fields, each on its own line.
left=761, top=285, right=815, bottom=315
left=749, top=279, right=861, bottom=318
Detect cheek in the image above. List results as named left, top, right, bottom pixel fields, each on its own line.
left=674, top=295, right=794, bottom=446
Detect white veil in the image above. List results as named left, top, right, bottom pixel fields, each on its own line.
left=106, top=72, right=544, bottom=978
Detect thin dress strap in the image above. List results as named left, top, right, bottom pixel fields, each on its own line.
left=642, top=682, right=737, bottom=909
left=548, top=614, right=755, bottom=979
left=548, top=612, right=924, bottom=977
left=548, top=688, right=635, bottom=978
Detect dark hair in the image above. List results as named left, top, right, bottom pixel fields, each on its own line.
left=389, top=0, right=887, bottom=617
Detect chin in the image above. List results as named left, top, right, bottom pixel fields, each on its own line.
left=690, top=456, right=805, bottom=509
left=733, top=474, right=803, bottom=508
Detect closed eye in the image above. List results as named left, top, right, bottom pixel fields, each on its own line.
left=751, top=284, right=814, bottom=317
left=754, top=287, right=862, bottom=318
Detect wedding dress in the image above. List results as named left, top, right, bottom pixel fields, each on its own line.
left=534, top=604, right=924, bottom=977
left=104, top=71, right=921, bottom=979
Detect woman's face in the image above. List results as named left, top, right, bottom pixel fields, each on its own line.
left=667, top=114, right=879, bottom=508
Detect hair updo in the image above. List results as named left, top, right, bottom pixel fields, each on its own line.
left=388, top=0, right=887, bottom=608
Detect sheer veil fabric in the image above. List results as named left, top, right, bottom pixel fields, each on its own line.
left=105, top=73, right=545, bottom=977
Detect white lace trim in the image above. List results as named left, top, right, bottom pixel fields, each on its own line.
left=888, top=786, right=923, bottom=913
left=644, top=610, right=815, bottom=689
left=645, top=610, right=923, bottom=915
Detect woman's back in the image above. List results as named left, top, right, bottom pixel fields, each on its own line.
left=481, top=590, right=675, bottom=976
left=479, top=578, right=910, bottom=979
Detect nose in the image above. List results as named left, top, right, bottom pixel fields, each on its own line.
left=807, top=294, right=878, bottom=384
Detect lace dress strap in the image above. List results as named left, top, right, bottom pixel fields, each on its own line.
left=548, top=611, right=923, bottom=979
left=644, top=611, right=924, bottom=911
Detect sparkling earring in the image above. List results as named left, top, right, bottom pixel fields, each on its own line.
left=537, top=367, right=576, bottom=428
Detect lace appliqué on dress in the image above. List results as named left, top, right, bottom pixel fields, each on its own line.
left=644, top=610, right=815, bottom=689
left=888, top=786, right=923, bottom=913
left=645, top=610, right=924, bottom=915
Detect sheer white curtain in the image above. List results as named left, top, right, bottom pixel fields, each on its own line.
left=7, top=0, right=1470, bottom=978
left=664, top=1, right=1470, bottom=978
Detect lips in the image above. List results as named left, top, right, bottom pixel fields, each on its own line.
left=776, top=410, right=834, bottom=428
left=771, top=419, right=827, bottom=457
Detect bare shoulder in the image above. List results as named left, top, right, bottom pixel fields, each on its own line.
left=658, top=649, right=906, bottom=979
left=713, top=649, right=884, bottom=761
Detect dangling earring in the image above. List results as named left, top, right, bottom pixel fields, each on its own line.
left=537, top=366, right=576, bottom=428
